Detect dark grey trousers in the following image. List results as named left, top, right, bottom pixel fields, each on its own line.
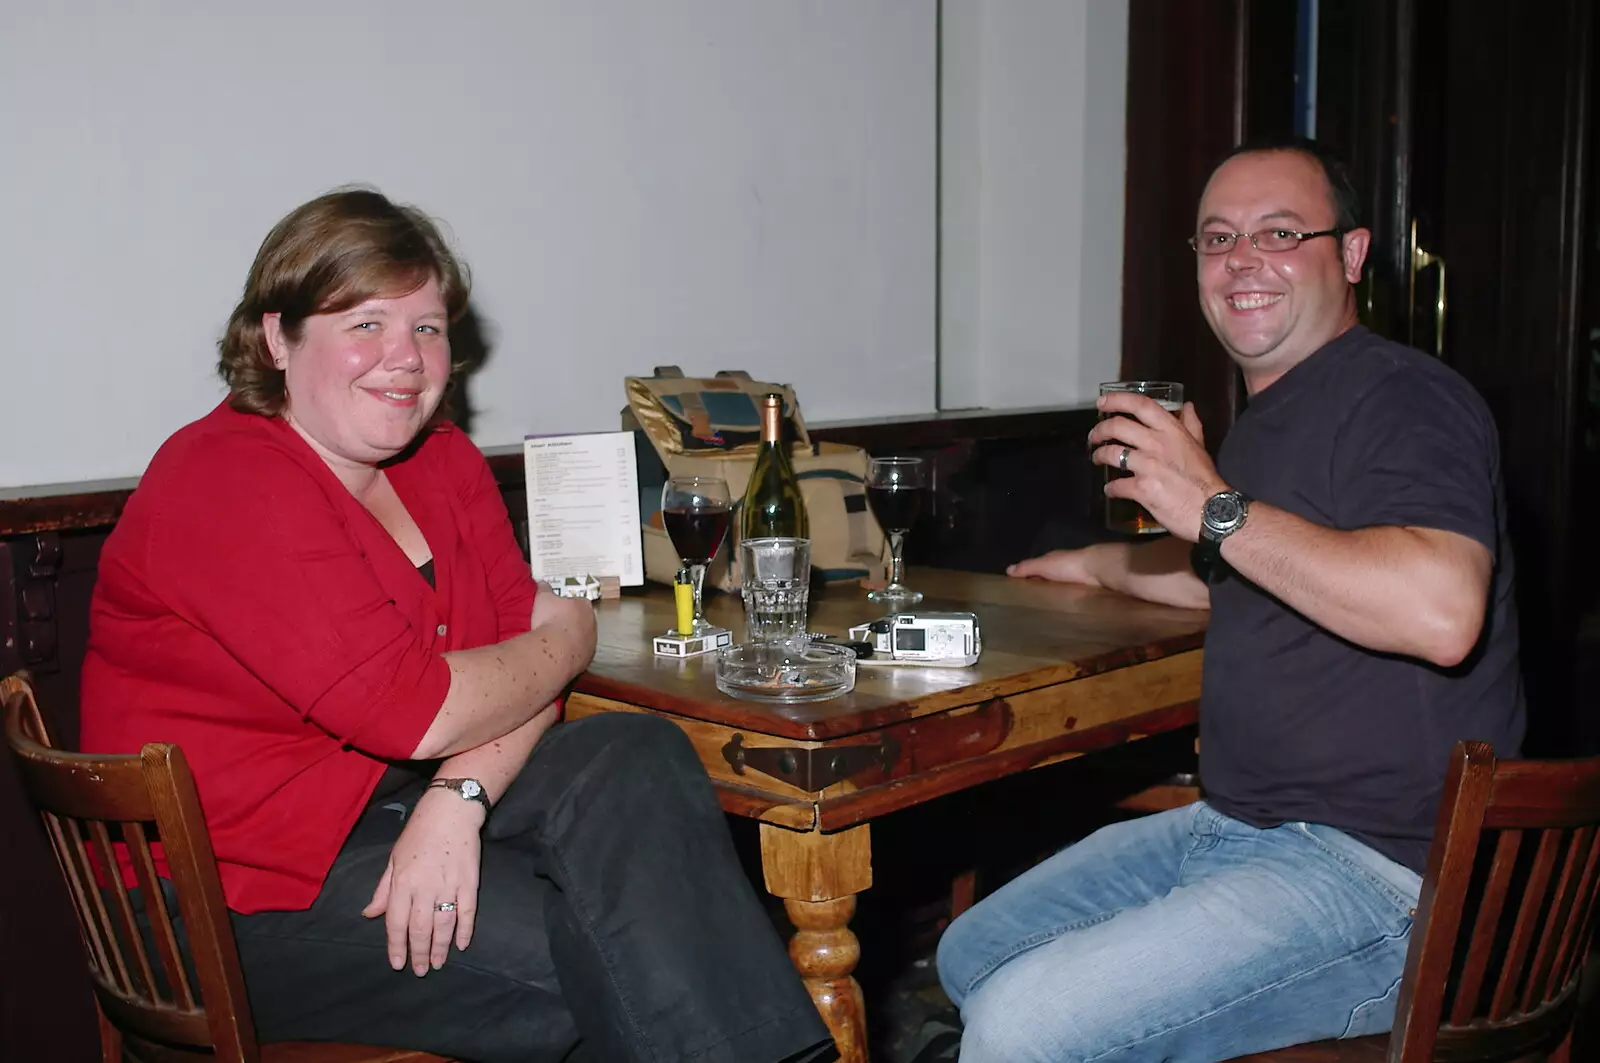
left=229, top=712, right=835, bottom=1063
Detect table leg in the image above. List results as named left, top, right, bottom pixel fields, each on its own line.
left=759, top=822, right=872, bottom=1063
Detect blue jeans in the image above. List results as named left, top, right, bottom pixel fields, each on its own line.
left=935, top=802, right=1421, bottom=1063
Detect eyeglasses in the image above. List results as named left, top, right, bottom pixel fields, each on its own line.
left=1188, top=228, right=1343, bottom=255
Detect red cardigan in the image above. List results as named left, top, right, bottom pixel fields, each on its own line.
left=80, top=403, right=537, bottom=913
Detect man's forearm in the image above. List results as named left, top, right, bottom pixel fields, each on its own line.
left=1218, top=502, right=1490, bottom=666
left=1089, top=538, right=1211, bottom=610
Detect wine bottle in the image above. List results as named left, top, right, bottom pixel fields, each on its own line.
left=739, top=392, right=809, bottom=540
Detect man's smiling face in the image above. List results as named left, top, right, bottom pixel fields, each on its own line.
left=1195, top=150, right=1370, bottom=392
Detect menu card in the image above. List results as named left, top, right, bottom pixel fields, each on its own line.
left=523, top=431, right=644, bottom=587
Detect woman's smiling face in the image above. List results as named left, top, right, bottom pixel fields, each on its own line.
left=265, top=276, right=451, bottom=473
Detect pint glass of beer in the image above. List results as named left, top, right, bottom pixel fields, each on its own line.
left=1099, top=380, right=1183, bottom=534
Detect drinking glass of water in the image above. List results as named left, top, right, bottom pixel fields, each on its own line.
left=739, top=537, right=811, bottom=642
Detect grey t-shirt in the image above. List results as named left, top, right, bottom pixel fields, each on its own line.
left=1199, top=325, right=1525, bottom=873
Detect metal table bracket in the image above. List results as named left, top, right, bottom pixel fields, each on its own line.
left=721, top=732, right=900, bottom=792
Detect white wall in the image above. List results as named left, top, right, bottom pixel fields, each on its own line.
left=0, top=1, right=936, bottom=487
left=939, top=0, right=1129, bottom=410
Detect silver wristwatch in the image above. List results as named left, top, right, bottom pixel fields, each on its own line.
left=1200, top=489, right=1251, bottom=543
left=1191, top=489, right=1251, bottom=584
left=427, top=777, right=493, bottom=813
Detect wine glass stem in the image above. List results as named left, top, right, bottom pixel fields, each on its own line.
left=688, top=563, right=708, bottom=629
left=888, top=531, right=907, bottom=588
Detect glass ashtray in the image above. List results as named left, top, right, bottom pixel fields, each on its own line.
left=714, top=640, right=856, bottom=704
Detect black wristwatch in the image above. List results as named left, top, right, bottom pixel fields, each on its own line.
left=1191, top=489, right=1252, bottom=584
left=427, top=777, right=493, bottom=815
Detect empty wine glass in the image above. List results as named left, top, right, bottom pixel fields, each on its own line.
left=866, top=456, right=926, bottom=607
left=661, top=476, right=732, bottom=635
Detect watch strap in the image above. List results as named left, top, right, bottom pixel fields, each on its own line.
left=427, top=777, right=493, bottom=813
left=1190, top=540, right=1227, bottom=585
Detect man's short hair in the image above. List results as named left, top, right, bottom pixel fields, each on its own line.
left=1214, top=136, right=1365, bottom=232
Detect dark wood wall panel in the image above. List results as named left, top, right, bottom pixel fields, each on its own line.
left=1120, top=0, right=1241, bottom=440
left=1317, top=0, right=1411, bottom=330
left=1244, top=0, right=1300, bottom=142
left=1438, top=0, right=1591, bottom=751
left=1121, top=0, right=1296, bottom=446
left=1319, top=0, right=1593, bottom=750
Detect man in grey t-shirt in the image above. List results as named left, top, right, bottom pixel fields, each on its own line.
left=934, top=138, right=1524, bottom=1063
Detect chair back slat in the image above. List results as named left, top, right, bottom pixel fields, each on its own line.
left=46, top=811, right=121, bottom=990
left=125, top=818, right=199, bottom=1010
left=2, top=673, right=259, bottom=1063
left=69, top=809, right=142, bottom=997
left=1387, top=740, right=1600, bottom=1063
left=1522, top=826, right=1590, bottom=1012
left=1555, top=828, right=1600, bottom=990
left=90, top=816, right=164, bottom=1000
left=1487, top=828, right=1560, bottom=1021
left=1446, top=828, right=1520, bottom=1026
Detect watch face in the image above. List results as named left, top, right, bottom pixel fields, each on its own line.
left=1206, top=494, right=1242, bottom=526
left=460, top=779, right=482, bottom=799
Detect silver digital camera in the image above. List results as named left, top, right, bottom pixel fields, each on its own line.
left=847, top=611, right=982, bottom=667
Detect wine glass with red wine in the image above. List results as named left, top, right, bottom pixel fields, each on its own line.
left=661, top=476, right=732, bottom=635
left=866, top=456, right=926, bottom=607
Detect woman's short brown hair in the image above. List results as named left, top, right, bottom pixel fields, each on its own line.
left=218, top=187, right=471, bottom=417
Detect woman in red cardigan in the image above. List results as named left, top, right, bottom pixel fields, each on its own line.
left=80, top=188, right=835, bottom=1063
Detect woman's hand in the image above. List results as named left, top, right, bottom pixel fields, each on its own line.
left=362, top=787, right=485, bottom=975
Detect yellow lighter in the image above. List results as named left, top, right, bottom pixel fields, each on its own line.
left=673, top=568, right=695, bottom=636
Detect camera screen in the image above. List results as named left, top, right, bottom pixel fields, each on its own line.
left=895, top=627, right=926, bottom=652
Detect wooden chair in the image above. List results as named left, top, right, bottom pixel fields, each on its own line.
left=1, top=672, right=455, bottom=1063
left=1233, top=739, right=1599, bottom=1063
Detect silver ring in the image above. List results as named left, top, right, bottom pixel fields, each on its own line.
left=1118, top=446, right=1132, bottom=472
left=434, top=901, right=457, bottom=913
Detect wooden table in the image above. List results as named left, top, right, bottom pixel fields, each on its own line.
left=565, top=569, right=1208, bottom=1063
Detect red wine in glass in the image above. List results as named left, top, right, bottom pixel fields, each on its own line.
left=660, top=476, right=732, bottom=635
left=866, top=456, right=926, bottom=606
left=663, top=505, right=731, bottom=566
left=866, top=485, right=923, bottom=534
